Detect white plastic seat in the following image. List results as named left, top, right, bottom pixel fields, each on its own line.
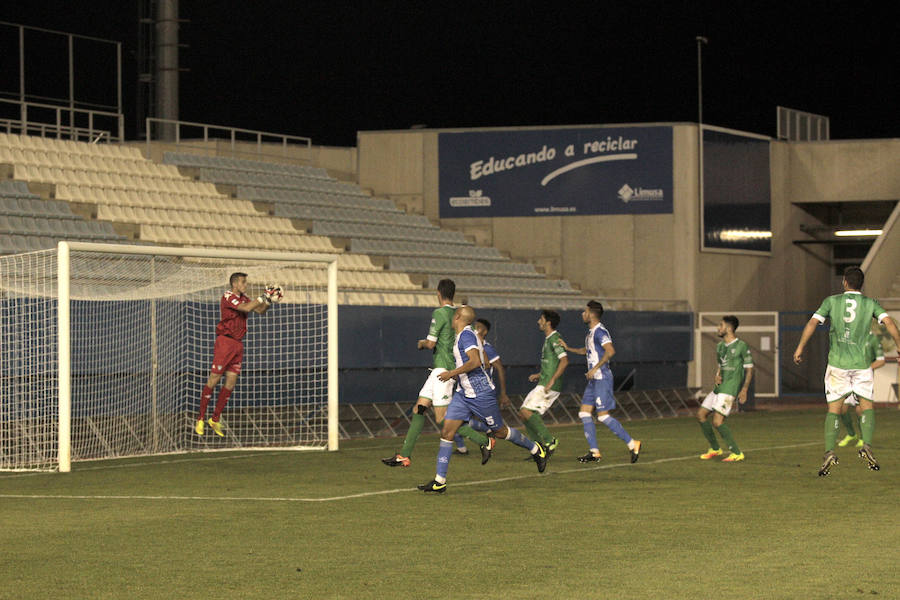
left=16, top=135, right=41, bottom=151
left=33, top=150, right=56, bottom=167
left=95, top=171, right=116, bottom=187
left=153, top=225, right=175, bottom=243
left=137, top=224, right=157, bottom=242
left=117, top=145, right=144, bottom=160
left=96, top=204, right=118, bottom=222
left=13, top=164, right=35, bottom=180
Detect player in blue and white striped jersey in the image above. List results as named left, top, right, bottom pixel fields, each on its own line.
left=418, top=306, right=549, bottom=493
left=458, top=318, right=512, bottom=459
left=563, top=300, right=642, bottom=464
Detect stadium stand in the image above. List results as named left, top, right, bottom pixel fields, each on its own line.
left=0, top=179, right=127, bottom=253
left=163, top=151, right=588, bottom=304
left=1, top=133, right=589, bottom=306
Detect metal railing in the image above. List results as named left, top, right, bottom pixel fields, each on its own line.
left=0, top=98, right=122, bottom=142
left=145, top=117, right=312, bottom=164
left=0, top=118, right=110, bottom=144
left=776, top=106, right=830, bottom=141
left=337, top=388, right=701, bottom=440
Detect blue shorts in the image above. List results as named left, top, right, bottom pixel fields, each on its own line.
left=582, top=378, right=616, bottom=412
left=445, top=389, right=505, bottom=431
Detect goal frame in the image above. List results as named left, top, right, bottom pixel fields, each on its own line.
left=56, top=241, right=339, bottom=472
left=694, top=311, right=780, bottom=399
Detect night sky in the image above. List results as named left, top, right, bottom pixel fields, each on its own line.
left=1, top=1, right=896, bottom=146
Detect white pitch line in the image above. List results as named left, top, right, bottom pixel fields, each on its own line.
left=0, top=443, right=404, bottom=480
left=0, top=441, right=820, bottom=503
left=0, top=452, right=267, bottom=479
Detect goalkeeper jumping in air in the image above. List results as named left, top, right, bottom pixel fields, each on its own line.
left=195, top=272, right=282, bottom=437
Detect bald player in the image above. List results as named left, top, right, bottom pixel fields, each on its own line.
left=418, top=306, right=549, bottom=493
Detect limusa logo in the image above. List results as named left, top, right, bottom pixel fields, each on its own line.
left=449, top=189, right=492, bottom=207
left=617, top=183, right=664, bottom=203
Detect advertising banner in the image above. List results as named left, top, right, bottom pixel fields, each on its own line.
left=438, top=126, right=673, bottom=218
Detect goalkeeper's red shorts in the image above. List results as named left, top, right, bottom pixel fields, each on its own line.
left=210, top=335, right=244, bottom=375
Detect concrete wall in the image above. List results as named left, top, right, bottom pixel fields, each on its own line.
left=690, top=138, right=834, bottom=314
left=862, top=201, right=900, bottom=299
left=357, top=131, right=424, bottom=214
left=356, top=125, right=838, bottom=313
left=783, top=139, right=900, bottom=203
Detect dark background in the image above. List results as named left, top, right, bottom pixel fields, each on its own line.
left=0, top=1, right=895, bottom=145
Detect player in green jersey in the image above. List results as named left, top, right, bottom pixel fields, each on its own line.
left=697, top=316, right=753, bottom=462
left=794, top=267, right=900, bottom=476
left=837, top=330, right=886, bottom=449
left=382, top=279, right=491, bottom=467
left=519, top=310, right=568, bottom=453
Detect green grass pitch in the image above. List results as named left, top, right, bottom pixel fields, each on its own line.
left=1, top=408, right=899, bottom=599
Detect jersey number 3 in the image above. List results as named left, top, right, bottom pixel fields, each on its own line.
left=843, top=298, right=857, bottom=323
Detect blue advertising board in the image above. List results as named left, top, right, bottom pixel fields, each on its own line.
left=438, top=126, right=673, bottom=218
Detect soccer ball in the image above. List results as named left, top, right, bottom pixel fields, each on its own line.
left=267, top=284, right=284, bottom=303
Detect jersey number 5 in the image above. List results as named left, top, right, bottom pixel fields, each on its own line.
left=843, top=298, right=857, bottom=323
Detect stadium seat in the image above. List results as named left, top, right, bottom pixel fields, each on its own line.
left=348, top=238, right=503, bottom=260
left=387, top=256, right=541, bottom=278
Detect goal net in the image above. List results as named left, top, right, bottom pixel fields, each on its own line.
left=0, top=242, right=338, bottom=472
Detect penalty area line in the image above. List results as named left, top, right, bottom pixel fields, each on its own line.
left=0, top=441, right=819, bottom=503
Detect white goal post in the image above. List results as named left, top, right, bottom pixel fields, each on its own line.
left=1, top=242, right=338, bottom=472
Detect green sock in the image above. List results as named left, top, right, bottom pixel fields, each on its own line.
left=840, top=411, right=856, bottom=436
left=715, top=423, right=740, bottom=454
left=860, top=409, right=875, bottom=445
left=457, top=424, right=489, bottom=446
left=399, top=412, right=425, bottom=457
left=824, top=412, right=840, bottom=451
left=526, top=413, right=554, bottom=445
left=699, top=421, right=719, bottom=449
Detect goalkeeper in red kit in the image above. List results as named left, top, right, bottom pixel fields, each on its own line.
left=195, top=272, right=282, bottom=437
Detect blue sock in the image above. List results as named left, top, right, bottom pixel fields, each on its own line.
left=599, top=415, right=632, bottom=445
left=504, top=427, right=537, bottom=452
left=436, top=438, right=454, bottom=480
left=580, top=412, right=599, bottom=451
left=468, top=418, right=489, bottom=433
left=453, top=434, right=466, bottom=449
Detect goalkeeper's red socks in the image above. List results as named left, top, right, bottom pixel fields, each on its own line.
left=197, top=386, right=214, bottom=421
left=212, top=387, right=233, bottom=422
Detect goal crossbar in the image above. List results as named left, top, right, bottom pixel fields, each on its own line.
left=55, top=241, right=339, bottom=472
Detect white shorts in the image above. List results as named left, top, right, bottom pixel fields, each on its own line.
left=418, top=368, right=455, bottom=407
left=825, top=366, right=874, bottom=403
left=701, top=391, right=736, bottom=417
left=521, top=385, right=561, bottom=415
